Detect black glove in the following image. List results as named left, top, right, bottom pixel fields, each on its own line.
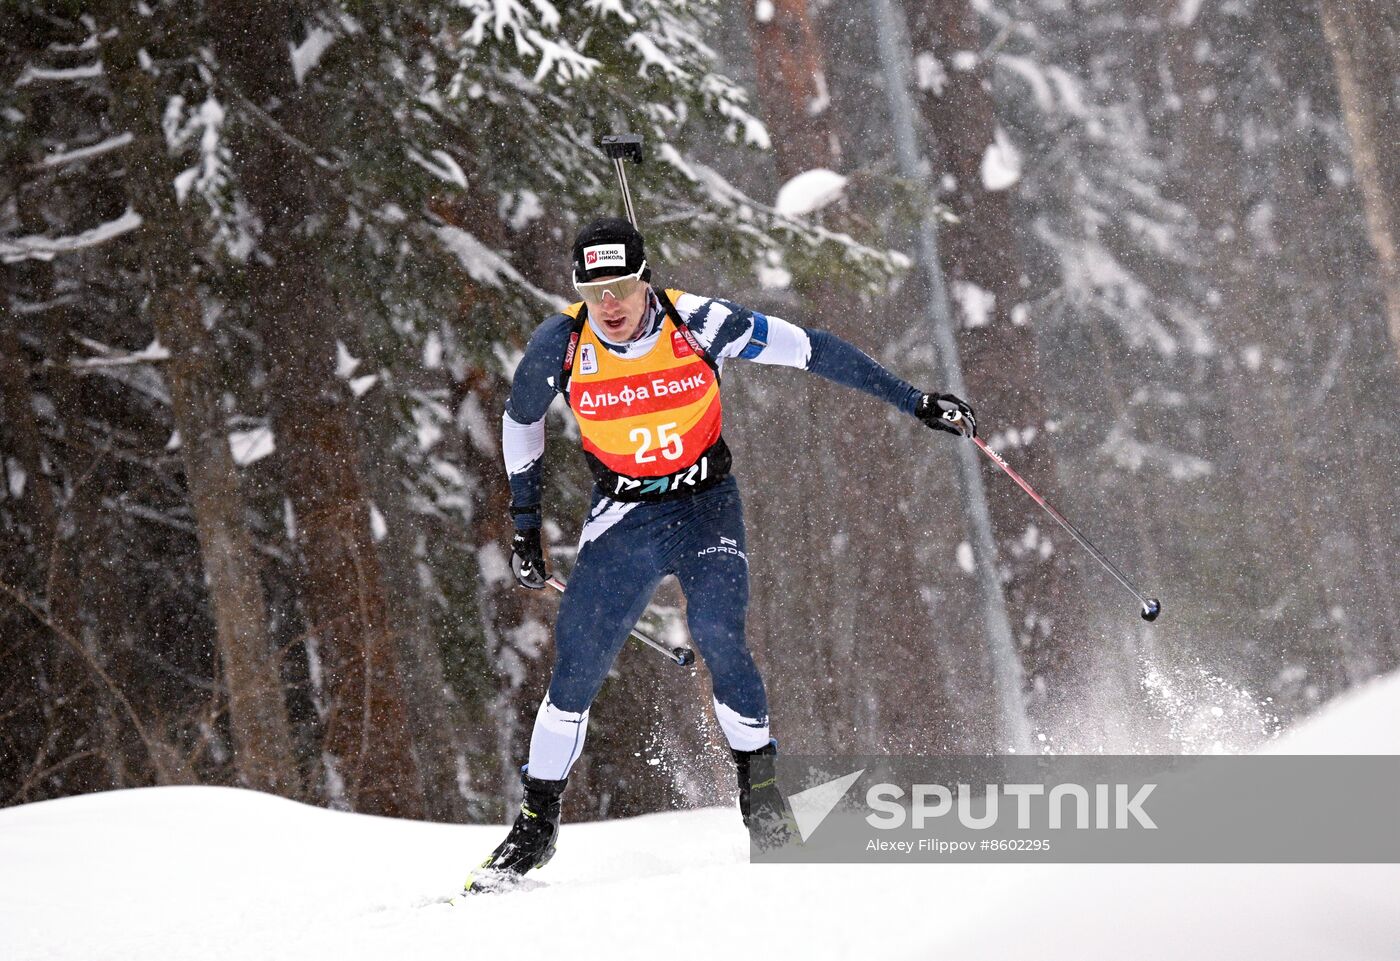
left=510, top=528, right=548, bottom=590
left=916, top=392, right=977, bottom=437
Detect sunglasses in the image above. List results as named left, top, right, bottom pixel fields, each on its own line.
left=573, top=261, right=648, bottom=307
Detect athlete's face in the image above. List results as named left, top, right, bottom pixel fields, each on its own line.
left=591, top=277, right=649, bottom=341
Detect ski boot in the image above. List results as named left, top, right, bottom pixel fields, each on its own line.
left=732, top=739, right=798, bottom=851
left=463, top=770, right=568, bottom=895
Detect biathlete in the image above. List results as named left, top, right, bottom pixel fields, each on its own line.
left=467, top=216, right=974, bottom=892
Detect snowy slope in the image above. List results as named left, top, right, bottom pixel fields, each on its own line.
left=3, top=674, right=1399, bottom=961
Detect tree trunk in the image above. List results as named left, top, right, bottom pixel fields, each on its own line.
left=3, top=52, right=133, bottom=785
left=208, top=0, right=424, bottom=818
left=158, top=285, right=304, bottom=793
left=350, top=348, right=473, bottom=822
left=745, top=0, right=911, bottom=752
left=748, top=0, right=837, bottom=169
left=1318, top=0, right=1400, bottom=370
left=105, top=23, right=302, bottom=797
left=903, top=0, right=1102, bottom=711
left=0, top=323, right=58, bottom=553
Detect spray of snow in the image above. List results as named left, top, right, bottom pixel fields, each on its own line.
left=753, top=0, right=774, bottom=23
left=1136, top=660, right=1280, bottom=754
left=1038, top=650, right=1282, bottom=755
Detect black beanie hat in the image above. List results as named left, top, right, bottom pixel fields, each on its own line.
left=571, top=217, right=649, bottom=283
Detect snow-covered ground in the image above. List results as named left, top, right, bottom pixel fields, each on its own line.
left=3, top=674, right=1399, bottom=961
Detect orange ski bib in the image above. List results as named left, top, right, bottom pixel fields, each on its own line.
left=564, top=290, right=726, bottom=497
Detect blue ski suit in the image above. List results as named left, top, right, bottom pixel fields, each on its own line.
left=502, top=288, right=923, bottom=779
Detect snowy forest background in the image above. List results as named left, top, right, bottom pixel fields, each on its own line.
left=2, top=0, right=1398, bottom=824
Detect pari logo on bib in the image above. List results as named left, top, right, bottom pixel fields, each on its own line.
left=583, top=244, right=628, bottom=271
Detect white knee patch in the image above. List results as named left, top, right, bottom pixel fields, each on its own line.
left=713, top=697, right=770, bottom=752
left=527, top=696, right=590, bottom=781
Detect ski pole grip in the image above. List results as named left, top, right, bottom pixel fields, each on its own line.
left=946, top=409, right=971, bottom=437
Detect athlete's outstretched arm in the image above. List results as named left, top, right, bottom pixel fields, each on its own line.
left=690, top=296, right=917, bottom=413
left=679, top=294, right=974, bottom=436
left=501, top=314, right=572, bottom=532
left=761, top=318, right=923, bottom=415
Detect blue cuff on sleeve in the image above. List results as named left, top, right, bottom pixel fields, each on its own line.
left=738, top=312, right=770, bottom=360
left=511, top=508, right=542, bottom=531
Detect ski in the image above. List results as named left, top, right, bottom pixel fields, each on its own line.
left=450, top=865, right=546, bottom=901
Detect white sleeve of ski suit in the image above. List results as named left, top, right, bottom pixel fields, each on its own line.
left=672, top=291, right=924, bottom=415
left=501, top=412, right=545, bottom=482
left=671, top=292, right=811, bottom=369
left=740, top=313, right=812, bottom=368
